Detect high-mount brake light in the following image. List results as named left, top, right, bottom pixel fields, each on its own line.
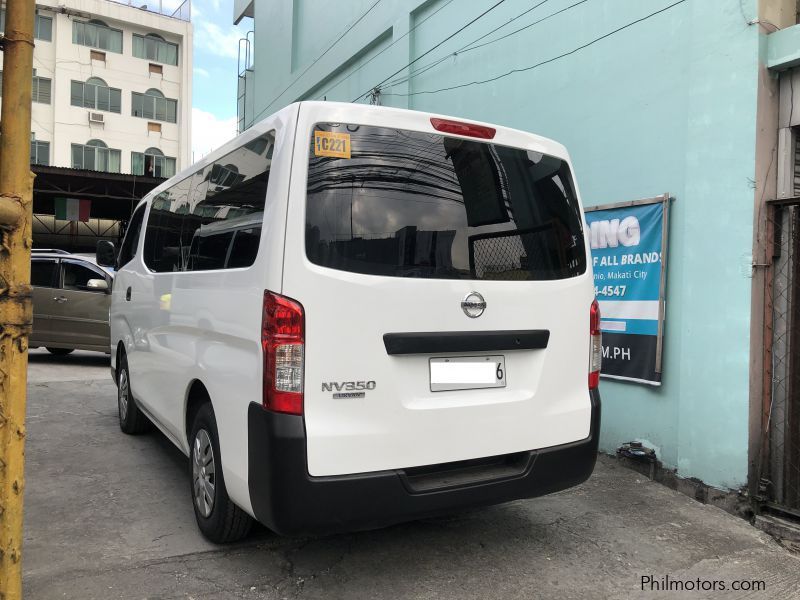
left=430, top=118, right=496, bottom=140
left=589, top=299, right=602, bottom=389
left=262, top=291, right=305, bottom=415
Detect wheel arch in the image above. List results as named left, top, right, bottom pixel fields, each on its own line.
left=114, top=341, right=126, bottom=384
left=185, top=379, right=213, bottom=448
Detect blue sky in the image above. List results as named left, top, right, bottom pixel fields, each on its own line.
left=165, top=0, right=251, bottom=159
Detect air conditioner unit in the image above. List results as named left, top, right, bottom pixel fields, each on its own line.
left=88, top=112, right=104, bottom=124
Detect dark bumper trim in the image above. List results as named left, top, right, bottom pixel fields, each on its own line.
left=383, top=330, right=550, bottom=355
left=248, top=389, right=600, bottom=535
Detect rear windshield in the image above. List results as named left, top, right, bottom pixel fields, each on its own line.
left=305, top=123, right=586, bottom=280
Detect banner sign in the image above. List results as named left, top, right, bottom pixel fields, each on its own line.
left=584, top=195, right=670, bottom=386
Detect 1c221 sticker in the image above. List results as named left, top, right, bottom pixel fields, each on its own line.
left=314, top=131, right=351, bottom=159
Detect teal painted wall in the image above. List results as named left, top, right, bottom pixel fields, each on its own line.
left=245, top=0, right=761, bottom=489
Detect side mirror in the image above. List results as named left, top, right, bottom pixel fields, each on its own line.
left=96, top=240, right=116, bottom=268
left=86, top=279, right=109, bottom=292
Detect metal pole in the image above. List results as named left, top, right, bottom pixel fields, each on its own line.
left=0, top=0, right=35, bottom=598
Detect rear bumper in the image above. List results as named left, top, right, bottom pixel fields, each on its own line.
left=248, top=389, right=600, bottom=535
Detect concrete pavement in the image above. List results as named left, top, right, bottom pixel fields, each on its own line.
left=22, top=353, right=800, bottom=599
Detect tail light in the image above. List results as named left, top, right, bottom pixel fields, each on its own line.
left=262, top=291, right=304, bottom=415
left=589, top=299, right=602, bottom=389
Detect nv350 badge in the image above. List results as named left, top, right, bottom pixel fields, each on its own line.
left=322, top=380, right=376, bottom=399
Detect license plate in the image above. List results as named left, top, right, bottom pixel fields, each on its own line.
left=429, top=356, right=506, bottom=392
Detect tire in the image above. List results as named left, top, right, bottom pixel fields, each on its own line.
left=190, top=402, right=253, bottom=543
left=116, top=352, right=149, bottom=434
left=46, top=347, right=74, bottom=356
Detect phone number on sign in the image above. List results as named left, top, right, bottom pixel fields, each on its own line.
left=594, top=285, right=626, bottom=298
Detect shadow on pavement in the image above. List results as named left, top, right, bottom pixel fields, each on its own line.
left=27, top=349, right=110, bottom=367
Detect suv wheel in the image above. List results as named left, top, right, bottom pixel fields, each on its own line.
left=117, top=352, right=149, bottom=434
left=190, top=402, right=252, bottom=543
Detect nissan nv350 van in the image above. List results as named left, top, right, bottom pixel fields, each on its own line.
left=98, top=102, right=601, bottom=543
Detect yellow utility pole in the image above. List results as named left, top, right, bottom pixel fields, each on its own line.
left=0, top=0, right=35, bottom=598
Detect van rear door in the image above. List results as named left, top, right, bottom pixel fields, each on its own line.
left=282, top=106, right=594, bottom=477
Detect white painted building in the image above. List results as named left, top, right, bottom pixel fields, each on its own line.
left=0, top=0, right=192, bottom=178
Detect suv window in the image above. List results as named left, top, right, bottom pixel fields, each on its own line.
left=306, top=124, right=586, bottom=280
left=118, top=204, right=146, bottom=268
left=62, top=261, right=106, bottom=291
left=31, top=259, right=58, bottom=287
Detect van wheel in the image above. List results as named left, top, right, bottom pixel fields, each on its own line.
left=190, top=403, right=253, bottom=543
left=117, top=353, right=149, bottom=434
left=46, top=347, right=74, bottom=356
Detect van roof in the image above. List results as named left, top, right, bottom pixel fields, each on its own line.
left=142, top=102, right=571, bottom=209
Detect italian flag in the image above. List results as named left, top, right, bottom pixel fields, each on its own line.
left=55, top=198, right=91, bottom=222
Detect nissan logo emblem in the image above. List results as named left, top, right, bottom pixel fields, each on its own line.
left=461, top=292, right=486, bottom=318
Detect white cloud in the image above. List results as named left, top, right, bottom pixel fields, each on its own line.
left=194, top=67, right=210, bottom=78
left=192, top=108, right=238, bottom=161
left=195, top=20, right=247, bottom=59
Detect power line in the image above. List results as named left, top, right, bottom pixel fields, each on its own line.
left=384, top=0, right=589, bottom=90
left=351, top=0, right=509, bottom=103
left=310, top=0, right=459, bottom=103
left=384, top=0, right=555, bottom=88
left=383, top=0, right=687, bottom=98
left=257, top=0, right=383, bottom=116
left=455, top=0, right=553, bottom=51
left=463, top=0, right=589, bottom=53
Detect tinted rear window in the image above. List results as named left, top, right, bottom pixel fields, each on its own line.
left=305, top=123, right=586, bottom=280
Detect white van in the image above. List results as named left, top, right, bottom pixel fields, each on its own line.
left=98, top=102, right=601, bottom=543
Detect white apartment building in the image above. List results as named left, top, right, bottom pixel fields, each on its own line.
left=0, top=0, right=192, bottom=178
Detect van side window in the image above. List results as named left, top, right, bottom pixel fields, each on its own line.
left=227, top=227, right=261, bottom=268
left=183, top=132, right=274, bottom=271
left=187, top=231, right=233, bottom=271
left=142, top=131, right=274, bottom=273
left=143, top=177, right=192, bottom=272
left=117, top=203, right=146, bottom=268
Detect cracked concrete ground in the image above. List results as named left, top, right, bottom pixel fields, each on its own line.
left=22, top=349, right=800, bottom=599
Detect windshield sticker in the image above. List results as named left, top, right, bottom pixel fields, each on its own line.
left=314, top=131, right=351, bottom=159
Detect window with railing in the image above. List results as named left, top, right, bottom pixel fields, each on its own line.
left=72, top=19, right=123, bottom=53
left=132, top=89, right=177, bottom=123
left=132, top=147, right=176, bottom=178
left=71, top=140, right=121, bottom=173
left=133, top=33, right=178, bottom=66
left=71, top=77, right=122, bottom=113
left=30, top=140, right=50, bottom=166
